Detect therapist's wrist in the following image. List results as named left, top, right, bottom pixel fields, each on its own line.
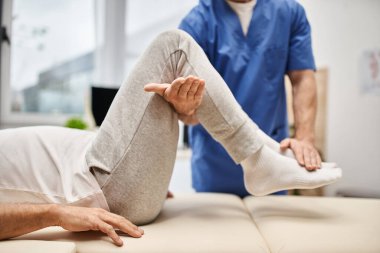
left=178, top=113, right=200, bottom=125
left=295, top=135, right=315, bottom=144
left=294, top=129, right=315, bottom=143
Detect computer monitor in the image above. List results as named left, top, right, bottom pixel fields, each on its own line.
left=91, top=86, right=119, bottom=126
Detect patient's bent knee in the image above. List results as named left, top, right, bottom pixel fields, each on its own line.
left=154, top=29, right=194, bottom=48
left=110, top=199, right=163, bottom=226
left=122, top=206, right=161, bottom=226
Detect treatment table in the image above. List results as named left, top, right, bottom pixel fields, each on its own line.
left=2, top=193, right=380, bottom=253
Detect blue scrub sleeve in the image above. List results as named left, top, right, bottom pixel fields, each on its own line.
left=179, top=10, right=207, bottom=49
left=286, top=4, right=316, bottom=72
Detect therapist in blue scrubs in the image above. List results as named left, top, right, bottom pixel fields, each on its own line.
left=179, top=0, right=321, bottom=197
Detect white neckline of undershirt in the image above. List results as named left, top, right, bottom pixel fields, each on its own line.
left=226, top=0, right=257, bottom=36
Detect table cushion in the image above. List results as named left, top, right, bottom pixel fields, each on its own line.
left=0, top=240, right=76, bottom=253
left=15, top=193, right=269, bottom=253
left=244, top=196, right=380, bottom=253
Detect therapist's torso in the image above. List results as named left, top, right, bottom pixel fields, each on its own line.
left=179, top=0, right=315, bottom=197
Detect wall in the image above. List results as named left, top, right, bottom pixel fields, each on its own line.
left=124, top=0, right=198, bottom=75
left=299, top=0, right=380, bottom=195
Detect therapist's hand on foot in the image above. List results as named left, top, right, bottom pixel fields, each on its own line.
left=280, top=138, right=322, bottom=171
left=144, top=75, right=205, bottom=117
left=54, top=205, right=144, bottom=246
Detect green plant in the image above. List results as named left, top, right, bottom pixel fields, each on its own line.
left=65, top=117, right=88, bottom=130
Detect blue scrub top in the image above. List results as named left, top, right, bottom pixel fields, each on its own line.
left=179, top=0, right=316, bottom=197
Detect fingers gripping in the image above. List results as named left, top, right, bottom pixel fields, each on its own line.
left=194, top=80, right=205, bottom=100
left=292, top=142, right=305, bottom=166
left=187, top=79, right=200, bottom=99
left=303, top=148, right=312, bottom=169
left=144, top=75, right=205, bottom=115
left=171, top=77, right=186, bottom=96
left=178, top=76, right=194, bottom=98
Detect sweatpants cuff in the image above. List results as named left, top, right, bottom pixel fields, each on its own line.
left=219, top=120, right=264, bottom=164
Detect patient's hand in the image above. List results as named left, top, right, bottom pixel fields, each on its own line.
left=0, top=203, right=143, bottom=247
left=144, top=75, right=205, bottom=117
left=54, top=205, right=144, bottom=246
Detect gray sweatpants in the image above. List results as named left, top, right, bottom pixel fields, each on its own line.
left=85, top=30, right=263, bottom=225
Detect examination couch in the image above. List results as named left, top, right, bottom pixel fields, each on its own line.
left=2, top=193, right=380, bottom=253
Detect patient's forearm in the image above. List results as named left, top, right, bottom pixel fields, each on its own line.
left=0, top=203, right=56, bottom=240
left=0, top=203, right=143, bottom=246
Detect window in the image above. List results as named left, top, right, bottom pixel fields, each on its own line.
left=1, top=0, right=197, bottom=126
left=1, top=0, right=95, bottom=125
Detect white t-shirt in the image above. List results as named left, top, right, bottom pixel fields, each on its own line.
left=226, top=0, right=257, bottom=36
left=0, top=126, right=109, bottom=210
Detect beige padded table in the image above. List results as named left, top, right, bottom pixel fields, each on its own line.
left=244, top=196, right=380, bottom=253
left=0, top=240, right=76, bottom=253
left=12, top=194, right=269, bottom=253
left=3, top=194, right=380, bottom=252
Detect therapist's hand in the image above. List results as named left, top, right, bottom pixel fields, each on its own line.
left=280, top=138, right=322, bottom=171
left=144, top=75, right=205, bottom=116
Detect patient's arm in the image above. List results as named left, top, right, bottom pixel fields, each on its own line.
left=0, top=203, right=143, bottom=246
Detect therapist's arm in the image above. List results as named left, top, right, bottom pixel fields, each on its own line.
left=281, top=69, right=321, bottom=170
left=0, top=203, right=143, bottom=246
